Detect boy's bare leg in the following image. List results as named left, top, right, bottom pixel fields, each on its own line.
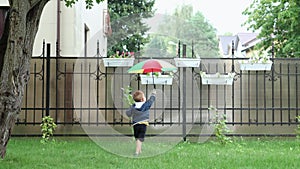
left=135, top=139, right=142, bottom=154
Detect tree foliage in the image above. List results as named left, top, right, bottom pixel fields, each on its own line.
left=243, top=0, right=300, bottom=57
left=64, top=0, right=104, bottom=9
left=107, top=0, right=155, bottom=57
left=146, top=5, right=219, bottom=58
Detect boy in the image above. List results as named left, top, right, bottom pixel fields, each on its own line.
left=126, top=89, right=156, bottom=156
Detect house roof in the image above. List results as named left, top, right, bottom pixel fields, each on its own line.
left=218, top=33, right=260, bottom=55
left=236, top=33, right=261, bottom=52
left=236, top=32, right=258, bottom=46
left=218, top=35, right=237, bottom=55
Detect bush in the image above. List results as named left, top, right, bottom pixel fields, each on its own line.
left=209, top=106, right=232, bottom=145
left=40, top=116, right=57, bottom=144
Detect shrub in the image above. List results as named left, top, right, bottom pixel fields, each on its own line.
left=295, top=116, right=300, bottom=139
left=209, top=106, right=232, bottom=145
left=40, top=116, right=57, bottom=144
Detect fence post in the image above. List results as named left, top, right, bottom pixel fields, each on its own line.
left=182, top=44, right=187, bottom=141
left=45, top=43, right=51, bottom=116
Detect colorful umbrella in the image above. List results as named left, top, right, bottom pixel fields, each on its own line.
left=127, top=59, right=177, bottom=74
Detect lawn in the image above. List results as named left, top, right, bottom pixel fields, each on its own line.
left=1, top=137, right=300, bottom=169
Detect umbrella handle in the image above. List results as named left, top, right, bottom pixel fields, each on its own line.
left=151, top=70, right=156, bottom=89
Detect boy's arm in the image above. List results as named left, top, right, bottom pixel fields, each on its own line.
left=151, top=89, right=156, bottom=96
left=147, top=89, right=156, bottom=106
left=140, top=89, right=156, bottom=111
left=126, top=106, right=133, bottom=117
left=149, top=89, right=156, bottom=103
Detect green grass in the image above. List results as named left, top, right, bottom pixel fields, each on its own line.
left=1, top=137, right=300, bottom=169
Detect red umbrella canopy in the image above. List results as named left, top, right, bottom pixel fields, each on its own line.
left=128, top=59, right=177, bottom=74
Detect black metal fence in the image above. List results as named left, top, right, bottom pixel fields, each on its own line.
left=14, top=43, right=300, bottom=138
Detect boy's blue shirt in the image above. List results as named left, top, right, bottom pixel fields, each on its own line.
left=126, top=95, right=155, bottom=125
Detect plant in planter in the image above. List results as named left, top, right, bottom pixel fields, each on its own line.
left=239, top=51, right=273, bottom=71
left=200, top=71, right=235, bottom=85
left=174, top=43, right=201, bottom=67
left=103, top=51, right=135, bottom=67
left=140, top=72, right=174, bottom=85
left=110, top=51, right=135, bottom=58
left=128, top=59, right=177, bottom=85
left=174, top=57, right=201, bottom=67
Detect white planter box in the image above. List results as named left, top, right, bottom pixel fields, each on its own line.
left=140, top=74, right=173, bottom=85
left=102, top=58, right=134, bottom=67
left=174, top=58, right=201, bottom=67
left=239, top=62, right=272, bottom=71
left=201, top=73, right=235, bottom=85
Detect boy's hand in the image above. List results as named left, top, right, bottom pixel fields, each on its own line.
left=151, top=89, right=156, bottom=95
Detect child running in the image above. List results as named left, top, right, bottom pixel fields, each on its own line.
left=126, top=89, right=156, bottom=156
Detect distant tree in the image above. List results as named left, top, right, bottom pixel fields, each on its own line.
left=223, top=32, right=233, bottom=36
left=146, top=5, right=219, bottom=58
left=243, top=0, right=300, bottom=57
left=107, top=0, right=155, bottom=57
left=184, top=12, right=219, bottom=57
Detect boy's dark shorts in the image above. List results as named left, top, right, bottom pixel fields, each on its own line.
left=133, top=124, right=147, bottom=142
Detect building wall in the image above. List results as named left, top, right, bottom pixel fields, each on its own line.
left=33, top=0, right=107, bottom=57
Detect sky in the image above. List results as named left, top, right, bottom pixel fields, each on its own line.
left=153, top=0, right=254, bottom=35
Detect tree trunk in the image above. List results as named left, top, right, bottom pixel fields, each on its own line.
left=0, top=0, right=48, bottom=159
